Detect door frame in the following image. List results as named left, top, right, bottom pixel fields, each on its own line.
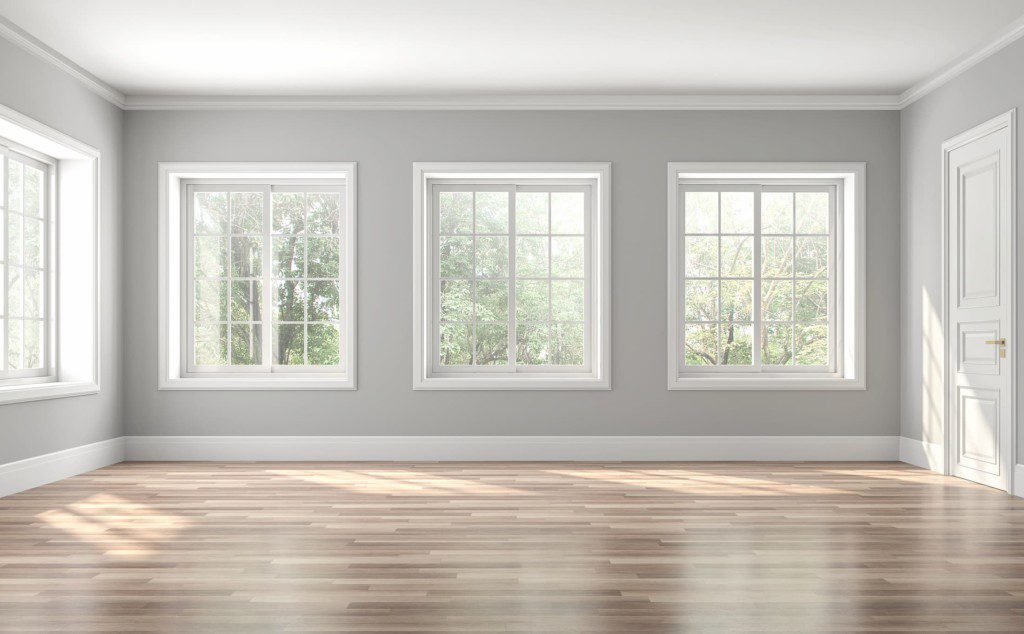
left=941, top=109, right=1017, bottom=492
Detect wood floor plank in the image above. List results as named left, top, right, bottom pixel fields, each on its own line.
left=1, top=462, right=1024, bottom=631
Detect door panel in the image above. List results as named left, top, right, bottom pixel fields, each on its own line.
left=946, top=112, right=1013, bottom=492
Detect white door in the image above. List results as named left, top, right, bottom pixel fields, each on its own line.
left=945, top=111, right=1015, bottom=491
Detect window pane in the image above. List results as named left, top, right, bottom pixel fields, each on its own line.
left=720, top=236, right=753, bottom=277
left=231, top=236, right=262, bottom=277
left=231, top=280, right=262, bottom=322
left=273, top=324, right=304, bottom=365
left=195, top=323, right=228, bottom=365
left=307, top=193, right=341, bottom=235
left=515, top=236, right=548, bottom=277
left=439, top=236, right=473, bottom=278
left=761, top=192, right=793, bottom=233
left=440, top=322, right=472, bottom=365
left=307, top=324, right=341, bottom=365
left=274, top=281, right=305, bottom=321
left=24, top=320, right=41, bottom=369
left=795, top=323, right=829, bottom=366
left=273, top=236, right=304, bottom=278
left=272, top=192, right=305, bottom=234
left=23, top=165, right=43, bottom=218
left=551, top=279, right=584, bottom=322
left=439, top=191, right=473, bottom=235
left=516, top=324, right=549, bottom=365
left=796, top=192, right=829, bottom=234
left=551, top=192, right=585, bottom=234
left=762, top=279, right=794, bottom=321
left=474, top=192, right=508, bottom=233
left=230, top=192, right=263, bottom=234
left=475, top=280, right=508, bottom=322
left=195, top=192, right=228, bottom=234
left=195, top=279, right=227, bottom=321
left=24, top=218, right=43, bottom=268
left=7, top=213, right=21, bottom=265
left=23, top=269, right=42, bottom=319
left=684, top=236, right=717, bottom=277
left=474, top=236, right=509, bottom=278
left=515, top=280, right=549, bottom=322
left=6, top=160, right=22, bottom=213
left=7, top=267, right=21, bottom=317
left=230, top=324, right=262, bottom=365
left=307, top=280, right=340, bottom=322
left=761, top=236, right=792, bottom=277
left=474, top=324, right=508, bottom=365
left=762, top=324, right=793, bottom=365
left=7, top=319, right=21, bottom=369
left=720, top=280, right=752, bottom=322
left=440, top=280, right=472, bottom=322
left=515, top=192, right=548, bottom=234
left=684, top=191, right=717, bottom=234
left=684, top=323, right=717, bottom=366
left=685, top=279, right=717, bottom=322
left=552, top=322, right=585, bottom=365
left=719, top=324, right=752, bottom=365
left=795, top=236, right=828, bottom=277
left=551, top=236, right=584, bottom=278
left=796, top=280, right=828, bottom=322
left=195, top=236, right=228, bottom=278
left=306, top=236, right=340, bottom=278
left=24, top=165, right=44, bottom=218
left=721, top=192, right=754, bottom=233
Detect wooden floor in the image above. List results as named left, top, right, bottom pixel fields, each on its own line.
left=2, top=463, right=1024, bottom=632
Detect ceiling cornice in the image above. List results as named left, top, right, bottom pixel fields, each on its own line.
left=0, top=15, right=125, bottom=108
left=1, top=12, right=1022, bottom=112
left=122, top=93, right=901, bottom=111
left=898, top=13, right=1024, bottom=108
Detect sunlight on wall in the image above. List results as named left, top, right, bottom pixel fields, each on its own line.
left=921, top=285, right=945, bottom=469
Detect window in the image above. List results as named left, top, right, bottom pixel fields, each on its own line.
left=414, top=163, right=610, bottom=389
left=159, top=164, right=356, bottom=389
left=668, top=163, right=865, bottom=390
left=2, top=144, right=52, bottom=382
left=0, top=104, right=99, bottom=405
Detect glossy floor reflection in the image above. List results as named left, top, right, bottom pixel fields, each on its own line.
left=1, top=462, right=1023, bottom=632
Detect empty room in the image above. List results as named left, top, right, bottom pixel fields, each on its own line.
left=0, top=0, right=1023, bottom=630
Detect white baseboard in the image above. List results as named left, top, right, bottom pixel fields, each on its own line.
left=0, top=437, right=125, bottom=498
left=898, top=436, right=945, bottom=472
left=124, top=435, right=899, bottom=462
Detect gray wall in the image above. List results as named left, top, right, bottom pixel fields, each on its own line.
left=901, top=37, right=1024, bottom=454
left=124, top=109, right=899, bottom=438
left=0, top=37, right=122, bottom=463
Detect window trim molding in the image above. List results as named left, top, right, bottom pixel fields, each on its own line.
left=412, top=162, right=611, bottom=390
left=157, top=162, right=357, bottom=390
left=667, top=162, right=866, bottom=391
left=0, top=103, right=100, bottom=405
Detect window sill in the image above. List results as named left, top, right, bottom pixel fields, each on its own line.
left=159, top=376, right=355, bottom=391
left=669, top=375, right=865, bottom=391
left=0, top=380, right=99, bottom=405
left=414, top=376, right=610, bottom=391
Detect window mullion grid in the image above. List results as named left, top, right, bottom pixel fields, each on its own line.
left=507, top=187, right=517, bottom=373
left=261, top=186, right=273, bottom=371
left=752, top=187, right=762, bottom=370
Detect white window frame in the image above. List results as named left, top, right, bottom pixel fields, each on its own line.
left=159, top=163, right=356, bottom=390
left=667, top=162, right=866, bottom=390
left=0, top=104, right=99, bottom=405
left=413, top=162, right=610, bottom=390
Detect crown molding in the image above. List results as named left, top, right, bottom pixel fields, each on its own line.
left=899, top=14, right=1024, bottom=108
left=122, top=93, right=901, bottom=111
left=0, top=16, right=125, bottom=108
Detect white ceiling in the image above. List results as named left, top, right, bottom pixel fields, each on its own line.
left=1, top=0, right=1023, bottom=99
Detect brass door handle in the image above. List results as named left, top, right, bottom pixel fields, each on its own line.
left=985, top=339, right=1006, bottom=345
